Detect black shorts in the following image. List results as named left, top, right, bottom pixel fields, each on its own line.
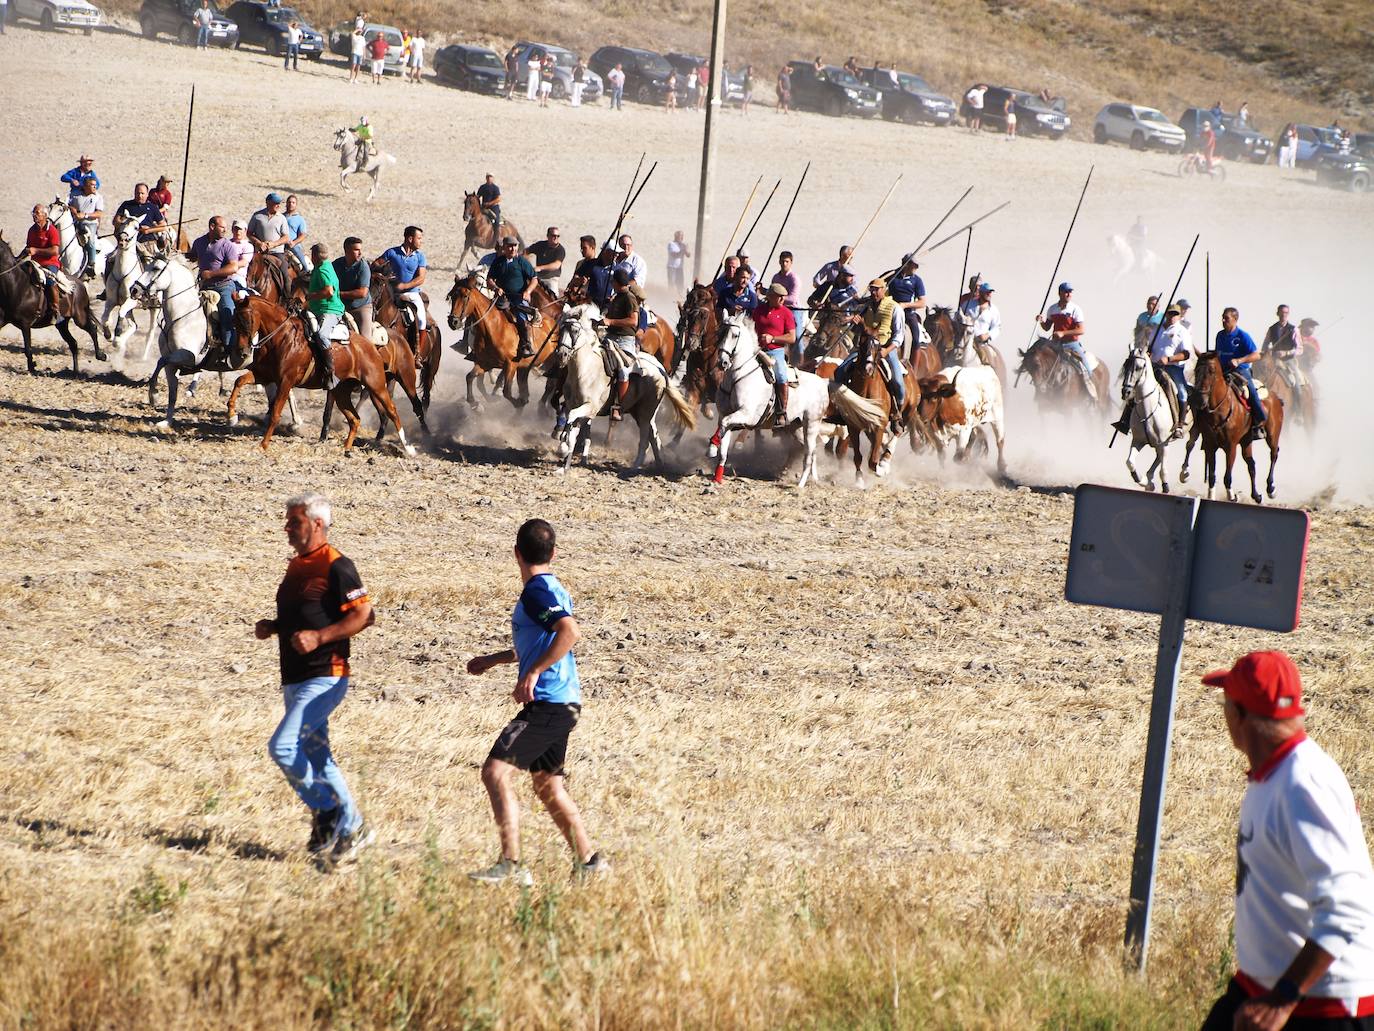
left=487, top=702, right=581, bottom=775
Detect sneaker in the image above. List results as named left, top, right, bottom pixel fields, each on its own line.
left=573, top=851, right=610, bottom=882
left=328, top=819, right=375, bottom=866
left=308, top=807, right=340, bottom=855
left=467, top=858, right=533, bottom=886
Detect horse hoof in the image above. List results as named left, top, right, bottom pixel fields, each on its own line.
left=1179, top=470, right=1190, bottom=483
left=154, top=420, right=173, bottom=432
left=403, top=445, right=418, bottom=459
left=1161, top=484, right=1170, bottom=494
left=1145, top=483, right=1155, bottom=492
left=95, top=350, right=107, bottom=362
left=707, top=444, right=719, bottom=460
left=228, top=415, right=239, bottom=428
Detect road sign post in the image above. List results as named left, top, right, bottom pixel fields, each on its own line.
left=1065, top=484, right=1309, bottom=972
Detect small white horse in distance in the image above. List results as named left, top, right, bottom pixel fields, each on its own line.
left=100, top=217, right=161, bottom=369
left=1108, top=233, right=1160, bottom=283
left=47, top=198, right=112, bottom=282
left=554, top=304, right=696, bottom=474
left=709, top=312, right=884, bottom=489
left=1118, top=347, right=1181, bottom=493
left=333, top=128, right=397, bottom=201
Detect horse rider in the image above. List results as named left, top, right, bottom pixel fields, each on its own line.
left=283, top=195, right=313, bottom=275
left=752, top=282, right=797, bottom=427
left=718, top=264, right=759, bottom=320
left=1215, top=306, right=1267, bottom=435
left=812, top=244, right=854, bottom=292
left=304, top=241, right=343, bottom=389
left=735, top=245, right=756, bottom=284
left=228, top=219, right=253, bottom=291
left=834, top=278, right=904, bottom=429
left=248, top=192, right=293, bottom=264
left=569, top=235, right=612, bottom=309
left=1133, top=294, right=1162, bottom=351
left=376, top=225, right=429, bottom=346
left=887, top=253, right=927, bottom=357
left=769, top=250, right=805, bottom=362
left=1297, top=317, right=1321, bottom=376
left=188, top=215, right=244, bottom=352
left=334, top=236, right=373, bottom=340
left=1176, top=298, right=1194, bottom=333
left=525, top=226, right=565, bottom=295
left=476, top=173, right=502, bottom=231
left=957, top=272, right=984, bottom=320
left=114, top=183, right=170, bottom=256
left=59, top=154, right=100, bottom=198
left=19, top=203, right=66, bottom=322
left=1111, top=304, right=1190, bottom=438
left=711, top=254, right=741, bottom=300
left=149, top=175, right=174, bottom=219
left=614, top=233, right=647, bottom=288
left=1262, top=303, right=1309, bottom=397
left=603, top=268, right=643, bottom=422
left=489, top=236, right=539, bottom=360
left=808, top=266, right=858, bottom=313
left=1127, top=215, right=1147, bottom=262
left=68, top=176, right=104, bottom=279
left=351, top=116, right=377, bottom=160
left=967, top=282, right=1001, bottom=351
left=1034, top=281, right=1096, bottom=401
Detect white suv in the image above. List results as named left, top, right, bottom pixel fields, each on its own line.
left=1093, top=103, right=1186, bottom=152
left=10, top=0, right=101, bottom=32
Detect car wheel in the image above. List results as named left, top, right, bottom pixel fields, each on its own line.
left=233, top=36, right=241, bottom=48
left=1093, top=123, right=1108, bottom=144
left=177, top=22, right=194, bottom=45
left=550, top=79, right=566, bottom=100
left=880, top=104, right=897, bottom=122
left=825, top=94, right=844, bottom=117
left=140, top=14, right=157, bottom=37
left=84, top=24, right=93, bottom=34
left=1130, top=130, right=1145, bottom=151
left=308, top=50, right=321, bottom=60
left=40, top=8, right=54, bottom=30
left=1350, top=172, right=1370, bottom=194
left=268, top=35, right=281, bottom=55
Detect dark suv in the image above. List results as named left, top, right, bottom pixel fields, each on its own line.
left=589, top=45, right=676, bottom=105
left=664, top=52, right=744, bottom=104
left=858, top=66, right=955, bottom=125
left=224, top=1, right=321, bottom=58
left=961, top=85, right=1069, bottom=138
left=785, top=61, right=881, bottom=118
left=140, top=0, right=238, bottom=46
left=434, top=43, right=506, bottom=95
left=1177, top=109, right=1272, bottom=163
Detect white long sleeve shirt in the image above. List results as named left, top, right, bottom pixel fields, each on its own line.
left=969, top=302, right=1001, bottom=342
left=1149, top=322, right=1190, bottom=364
left=1235, top=735, right=1374, bottom=1010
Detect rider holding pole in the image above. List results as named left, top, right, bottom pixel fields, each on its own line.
left=751, top=282, right=796, bottom=427
left=1035, top=282, right=1096, bottom=402
left=488, top=236, right=538, bottom=360
left=1215, top=306, right=1267, bottom=434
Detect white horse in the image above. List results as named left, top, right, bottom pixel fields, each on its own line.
left=1119, top=348, right=1180, bottom=493
left=708, top=313, right=882, bottom=489
left=334, top=128, right=397, bottom=202
left=554, top=304, right=696, bottom=474
left=47, top=197, right=111, bottom=281
left=1108, top=233, right=1160, bottom=283
left=100, top=217, right=161, bottom=367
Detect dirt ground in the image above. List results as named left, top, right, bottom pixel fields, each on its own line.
left=2, top=25, right=1373, bottom=1027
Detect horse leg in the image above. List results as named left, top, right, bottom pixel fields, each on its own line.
left=226, top=371, right=254, bottom=427
left=516, top=364, right=532, bottom=408
left=399, top=357, right=427, bottom=432
left=1150, top=444, right=1168, bottom=494
left=20, top=325, right=36, bottom=374
left=1266, top=436, right=1280, bottom=499
left=360, top=358, right=416, bottom=457
left=320, top=391, right=335, bottom=442
left=366, top=169, right=379, bottom=202
left=797, top=414, right=821, bottom=489
left=260, top=375, right=297, bottom=451
left=1179, top=427, right=1198, bottom=483
left=79, top=307, right=105, bottom=364
left=373, top=379, right=396, bottom=443
left=55, top=319, right=81, bottom=374
left=1241, top=440, right=1262, bottom=504
left=158, top=366, right=179, bottom=429
left=851, top=428, right=865, bottom=488
left=1126, top=442, right=1143, bottom=486
left=331, top=386, right=364, bottom=450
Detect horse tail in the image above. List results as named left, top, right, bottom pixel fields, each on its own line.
left=661, top=379, right=697, bottom=430
left=830, top=385, right=886, bottom=432
left=383, top=154, right=397, bottom=165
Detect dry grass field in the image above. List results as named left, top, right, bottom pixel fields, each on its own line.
left=2, top=21, right=1373, bottom=1030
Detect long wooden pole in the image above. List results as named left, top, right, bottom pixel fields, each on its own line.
left=959, top=226, right=973, bottom=301
left=814, top=174, right=902, bottom=308
left=692, top=0, right=727, bottom=283
left=712, top=175, right=762, bottom=283
left=1034, top=166, right=1094, bottom=320
left=923, top=201, right=1011, bottom=254
left=1205, top=252, right=1210, bottom=351
left=734, top=177, right=781, bottom=260
left=174, top=84, right=195, bottom=247
left=762, top=162, right=810, bottom=274
left=604, top=152, right=646, bottom=249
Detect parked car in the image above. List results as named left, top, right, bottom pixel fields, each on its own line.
left=962, top=86, right=1069, bottom=138
left=663, top=52, right=744, bottom=104
left=1093, top=103, right=1185, bottom=151
left=1313, top=149, right=1371, bottom=193
left=589, top=45, right=676, bottom=105
left=1177, top=109, right=1272, bottom=163
left=1352, top=133, right=1374, bottom=161
left=9, top=0, right=100, bottom=33
left=433, top=43, right=505, bottom=95
left=327, top=21, right=403, bottom=75
left=509, top=41, right=602, bottom=103
left=858, top=67, right=955, bottom=125
left=224, top=1, right=322, bottom=58
left=140, top=0, right=237, bottom=46
left=1292, top=124, right=1345, bottom=168
left=785, top=61, right=881, bottom=118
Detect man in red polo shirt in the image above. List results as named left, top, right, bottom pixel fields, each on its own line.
left=751, top=282, right=796, bottom=427
left=19, top=203, right=64, bottom=321
left=1200, top=651, right=1374, bottom=1030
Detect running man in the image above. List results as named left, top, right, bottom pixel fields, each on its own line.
left=256, top=493, right=375, bottom=866
left=466, top=519, right=607, bottom=885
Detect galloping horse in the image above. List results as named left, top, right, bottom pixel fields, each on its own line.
left=333, top=128, right=397, bottom=202
left=318, top=320, right=428, bottom=444
left=370, top=268, right=443, bottom=410
left=1253, top=350, right=1316, bottom=430
left=1015, top=337, right=1111, bottom=416
left=924, top=307, right=1005, bottom=386
left=1180, top=352, right=1283, bottom=503
left=99, top=217, right=161, bottom=366
left=673, top=283, right=722, bottom=410
left=47, top=198, right=111, bottom=280
left=803, top=305, right=854, bottom=364
left=0, top=232, right=105, bottom=374
left=836, top=330, right=923, bottom=486
left=458, top=193, right=524, bottom=266
left=247, top=252, right=299, bottom=306
left=445, top=270, right=551, bottom=407
left=227, top=296, right=415, bottom=455
left=1118, top=348, right=1180, bottom=494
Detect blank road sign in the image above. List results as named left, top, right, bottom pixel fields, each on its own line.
left=1190, top=500, right=1309, bottom=632
left=1065, top=485, right=1193, bottom=615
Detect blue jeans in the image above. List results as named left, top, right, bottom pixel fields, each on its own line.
left=789, top=306, right=807, bottom=361
left=1228, top=362, right=1266, bottom=423
left=196, top=25, right=209, bottom=46
left=765, top=346, right=788, bottom=382
left=285, top=43, right=299, bottom=69
left=287, top=243, right=310, bottom=273
left=1060, top=338, right=1087, bottom=363
left=609, top=333, right=636, bottom=381
left=269, top=676, right=360, bottom=833
left=1157, top=362, right=1187, bottom=406
left=211, top=280, right=237, bottom=346
left=885, top=351, right=905, bottom=405
left=612, top=85, right=623, bottom=110
left=78, top=225, right=98, bottom=272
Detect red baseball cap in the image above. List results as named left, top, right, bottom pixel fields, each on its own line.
left=1203, top=651, right=1305, bottom=718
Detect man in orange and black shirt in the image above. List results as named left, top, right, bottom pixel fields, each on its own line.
left=255, top=493, right=375, bottom=865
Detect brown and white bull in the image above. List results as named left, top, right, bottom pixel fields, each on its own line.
left=915, top=365, right=1007, bottom=477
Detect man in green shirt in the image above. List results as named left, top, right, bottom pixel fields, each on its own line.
left=305, top=242, right=344, bottom=389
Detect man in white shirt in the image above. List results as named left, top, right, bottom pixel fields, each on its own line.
left=812, top=245, right=855, bottom=291
left=666, top=230, right=690, bottom=292
left=68, top=177, right=104, bottom=279
left=615, top=233, right=647, bottom=288
left=1112, top=304, right=1191, bottom=437
left=1200, top=651, right=1374, bottom=1031
left=967, top=282, right=1001, bottom=346
left=407, top=31, right=425, bottom=83
left=965, top=84, right=986, bottom=131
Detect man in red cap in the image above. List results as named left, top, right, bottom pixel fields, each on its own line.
left=1200, top=651, right=1374, bottom=1030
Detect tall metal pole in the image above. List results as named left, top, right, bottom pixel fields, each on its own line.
left=175, top=84, right=196, bottom=248
left=692, top=0, right=727, bottom=283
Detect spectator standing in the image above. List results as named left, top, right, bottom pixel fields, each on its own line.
left=525, top=48, right=541, bottom=101
left=1278, top=123, right=1298, bottom=169
left=367, top=30, right=388, bottom=85
left=348, top=27, right=366, bottom=83
left=68, top=177, right=104, bottom=279
left=256, top=493, right=375, bottom=866
left=0, top=0, right=7, bottom=34
left=538, top=53, right=555, bottom=108
left=965, top=84, right=986, bottom=132
left=334, top=236, right=373, bottom=339
left=407, top=31, right=425, bottom=84
left=193, top=0, right=212, bottom=48
left=352, top=9, right=365, bottom=32
left=666, top=230, right=690, bottom=292
left=284, top=20, right=302, bottom=71
left=570, top=57, right=586, bottom=107
left=1003, top=94, right=1017, bottom=139
left=687, top=66, right=699, bottom=110
left=741, top=64, right=754, bottom=114
left=526, top=227, right=566, bottom=293
left=399, top=28, right=411, bottom=67
left=608, top=63, right=625, bottom=110
left=1237, top=100, right=1250, bottom=126
left=504, top=45, right=520, bottom=100
left=284, top=194, right=311, bottom=274
left=776, top=65, right=791, bottom=114
left=696, top=62, right=708, bottom=110
left=665, top=71, right=678, bottom=111
left=1199, top=651, right=1374, bottom=1031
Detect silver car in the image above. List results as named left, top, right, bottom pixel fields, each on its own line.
left=1093, top=103, right=1186, bottom=152
left=328, top=22, right=405, bottom=75
left=510, top=41, right=603, bottom=103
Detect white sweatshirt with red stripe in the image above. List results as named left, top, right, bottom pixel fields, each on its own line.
left=1236, top=734, right=1374, bottom=1006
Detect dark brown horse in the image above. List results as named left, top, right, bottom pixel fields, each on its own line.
left=674, top=283, right=722, bottom=410
left=246, top=252, right=299, bottom=306
left=837, top=330, right=924, bottom=486
left=458, top=193, right=524, bottom=266
left=445, top=271, right=553, bottom=407
left=225, top=296, right=414, bottom=455
left=1015, top=337, right=1111, bottom=416
left=924, top=306, right=1006, bottom=386
left=1180, top=353, right=1283, bottom=503
left=0, top=233, right=105, bottom=374
left=369, top=269, right=442, bottom=410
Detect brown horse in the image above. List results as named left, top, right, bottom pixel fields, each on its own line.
left=369, top=269, right=442, bottom=410
left=445, top=271, right=555, bottom=407
left=804, top=306, right=853, bottom=363
left=837, top=330, right=923, bottom=486
left=924, top=306, right=1006, bottom=387
left=0, top=233, right=105, bottom=374
left=674, top=283, right=722, bottom=409
left=246, top=252, right=299, bottom=306
left=318, top=320, right=428, bottom=443
left=1014, top=338, right=1111, bottom=416
left=1180, top=353, right=1283, bottom=503
left=458, top=193, right=524, bottom=266
left=1253, top=351, right=1315, bottom=430
left=225, top=296, right=414, bottom=455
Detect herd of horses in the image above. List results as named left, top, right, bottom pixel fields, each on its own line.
left=0, top=206, right=1310, bottom=504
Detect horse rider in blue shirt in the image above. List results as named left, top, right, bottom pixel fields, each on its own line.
left=60, top=155, right=100, bottom=198
left=488, top=236, right=539, bottom=359
left=1215, top=306, right=1267, bottom=430
left=375, top=225, right=428, bottom=345
left=887, top=253, right=927, bottom=357
left=711, top=255, right=741, bottom=301
left=718, top=265, right=758, bottom=318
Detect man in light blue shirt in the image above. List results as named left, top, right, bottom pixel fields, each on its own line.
left=283, top=194, right=312, bottom=274
left=376, top=225, right=428, bottom=341
left=465, top=519, right=606, bottom=886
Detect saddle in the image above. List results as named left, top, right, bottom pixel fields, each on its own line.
left=1151, top=365, right=1182, bottom=430
left=342, top=313, right=391, bottom=349
left=1225, top=370, right=1268, bottom=403
left=756, top=350, right=799, bottom=386
left=303, top=311, right=352, bottom=343
left=1273, top=355, right=1308, bottom=391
